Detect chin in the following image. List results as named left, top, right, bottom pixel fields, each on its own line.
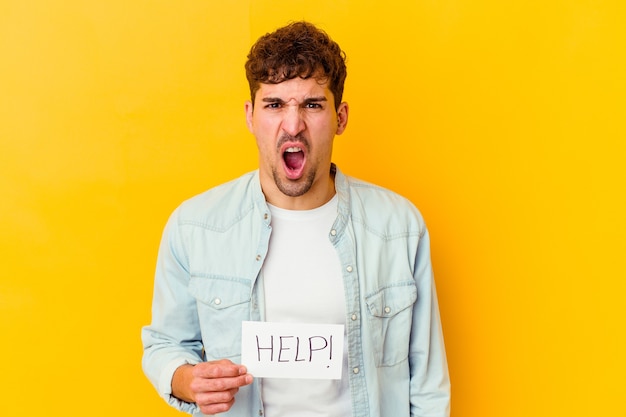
left=273, top=170, right=316, bottom=198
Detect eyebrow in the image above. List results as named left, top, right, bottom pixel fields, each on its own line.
left=261, top=96, right=328, bottom=104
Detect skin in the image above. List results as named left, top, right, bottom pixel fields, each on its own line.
left=172, top=360, right=253, bottom=415
left=171, top=76, right=349, bottom=413
left=245, top=76, right=349, bottom=210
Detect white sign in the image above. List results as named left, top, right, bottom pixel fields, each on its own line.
left=241, top=321, right=344, bottom=379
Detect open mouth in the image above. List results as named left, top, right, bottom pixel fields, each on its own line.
left=283, top=146, right=305, bottom=178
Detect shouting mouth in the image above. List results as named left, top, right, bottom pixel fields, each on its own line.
left=282, top=145, right=306, bottom=180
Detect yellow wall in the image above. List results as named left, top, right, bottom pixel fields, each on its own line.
left=1, top=1, right=624, bottom=416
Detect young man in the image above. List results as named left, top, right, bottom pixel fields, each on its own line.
left=142, top=21, right=450, bottom=417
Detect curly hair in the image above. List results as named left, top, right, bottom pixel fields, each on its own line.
left=245, top=21, right=347, bottom=110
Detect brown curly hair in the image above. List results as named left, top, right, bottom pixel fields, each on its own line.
left=245, top=21, right=347, bottom=110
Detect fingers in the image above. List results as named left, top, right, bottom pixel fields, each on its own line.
left=189, top=371, right=252, bottom=394
left=189, top=359, right=254, bottom=415
left=192, top=359, right=247, bottom=379
left=195, top=387, right=238, bottom=415
left=191, top=359, right=253, bottom=391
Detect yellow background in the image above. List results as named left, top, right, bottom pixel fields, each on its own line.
left=1, top=1, right=624, bottom=416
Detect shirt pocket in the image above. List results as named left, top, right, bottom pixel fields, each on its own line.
left=365, top=282, right=417, bottom=367
left=188, top=276, right=252, bottom=360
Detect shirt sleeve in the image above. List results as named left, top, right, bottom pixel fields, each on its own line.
left=409, top=226, right=451, bottom=417
left=141, top=207, right=203, bottom=414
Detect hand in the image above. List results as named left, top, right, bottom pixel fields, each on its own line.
left=173, top=359, right=254, bottom=415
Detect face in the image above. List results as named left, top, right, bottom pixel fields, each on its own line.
left=245, top=77, right=348, bottom=209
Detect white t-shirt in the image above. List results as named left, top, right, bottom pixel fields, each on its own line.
left=261, top=195, right=351, bottom=417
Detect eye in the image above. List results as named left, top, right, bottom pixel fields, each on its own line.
left=265, top=102, right=282, bottom=109
left=304, top=102, right=323, bottom=110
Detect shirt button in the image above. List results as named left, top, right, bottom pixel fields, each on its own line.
left=256, top=254, right=262, bottom=261
left=330, top=229, right=337, bottom=236
left=346, top=265, right=353, bottom=273
left=351, top=313, right=358, bottom=321
left=353, top=367, right=360, bottom=374
left=264, top=213, right=269, bottom=220
left=214, top=298, right=222, bottom=305
left=384, top=306, right=391, bottom=314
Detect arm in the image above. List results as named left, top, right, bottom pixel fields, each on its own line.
left=409, top=227, right=451, bottom=417
left=141, top=207, right=204, bottom=413
left=141, top=208, right=253, bottom=414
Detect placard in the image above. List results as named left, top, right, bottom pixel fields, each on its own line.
left=241, top=321, right=344, bottom=379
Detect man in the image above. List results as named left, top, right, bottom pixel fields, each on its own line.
left=142, top=21, right=450, bottom=417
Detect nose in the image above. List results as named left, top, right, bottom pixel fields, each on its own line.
left=281, top=104, right=305, bottom=137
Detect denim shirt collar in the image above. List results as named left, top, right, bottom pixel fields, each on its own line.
left=252, top=162, right=351, bottom=237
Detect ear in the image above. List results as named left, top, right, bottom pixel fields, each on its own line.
left=244, top=100, right=254, bottom=133
left=336, top=102, right=349, bottom=135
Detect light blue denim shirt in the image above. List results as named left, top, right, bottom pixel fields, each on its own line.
left=142, top=165, right=450, bottom=417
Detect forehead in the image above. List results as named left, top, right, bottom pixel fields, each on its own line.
left=255, top=77, right=332, bottom=101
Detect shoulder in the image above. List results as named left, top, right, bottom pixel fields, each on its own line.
left=343, top=174, right=427, bottom=238
left=174, top=171, right=262, bottom=230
